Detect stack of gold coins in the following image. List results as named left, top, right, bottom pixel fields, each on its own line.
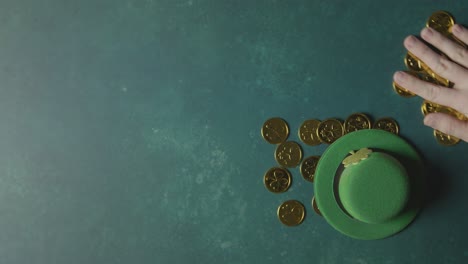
left=261, top=114, right=400, bottom=226
left=393, top=10, right=466, bottom=146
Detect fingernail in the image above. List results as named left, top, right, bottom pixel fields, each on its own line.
left=422, top=27, right=433, bottom=38
left=405, top=36, right=416, bottom=48
left=394, top=71, right=406, bottom=82
left=453, top=24, right=462, bottom=34
left=424, top=115, right=434, bottom=126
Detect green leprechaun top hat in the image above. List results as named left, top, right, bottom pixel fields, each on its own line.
left=314, top=129, right=425, bottom=240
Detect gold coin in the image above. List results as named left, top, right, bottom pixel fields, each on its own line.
left=261, top=118, right=289, bottom=144
left=392, top=71, right=421, bottom=97
left=434, top=130, right=460, bottom=146
left=427, top=10, right=455, bottom=36
left=298, top=119, right=322, bottom=146
left=393, top=81, right=416, bottom=97
left=373, top=118, right=399, bottom=135
left=275, top=141, right=303, bottom=168
left=263, top=167, right=292, bottom=193
left=421, top=100, right=440, bottom=116
left=421, top=100, right=467, bottom=120
left=419, top=70, right=450, bottom=87
left=317, top=119, right=344, bottom=144
left=404, top=52, right=424, bottom=72
left=277, top=200, right=305, bottom=226
left=311, top=196, right=322, bottom=217
left=344, top=113, right=372, bottom=133
left=300, top=156, right=320, bottom=182
left=405, top=52, right=450, bottom=87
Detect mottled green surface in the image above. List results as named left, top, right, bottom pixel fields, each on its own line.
left=1, top=0, right=468, bottom=263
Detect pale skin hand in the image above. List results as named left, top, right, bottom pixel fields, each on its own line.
left=393, top=24, right=468, bottom=142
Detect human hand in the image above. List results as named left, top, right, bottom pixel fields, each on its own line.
left=393, top=24, right=468, bottom=142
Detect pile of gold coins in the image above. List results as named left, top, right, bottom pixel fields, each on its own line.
left=393, top=10, right=466, bottom=146
left=261, top=114, right=400, bottom=226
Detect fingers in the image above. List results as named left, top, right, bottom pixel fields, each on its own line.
left=452, top=24, right=468, bottom=48
left=424, top=113, right=468, bottom=142
left=393, top=71, right=468, bottom=114
left=420, top=27, right=468, bottom=69
left=403, top=35, right=468, bottom=89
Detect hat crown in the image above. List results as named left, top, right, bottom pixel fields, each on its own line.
left=338, top=151, right=410, bottom=224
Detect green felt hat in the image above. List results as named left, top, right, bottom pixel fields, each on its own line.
left=314, top=129, right=425, bottom=240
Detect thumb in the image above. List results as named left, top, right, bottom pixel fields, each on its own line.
left=424, top=113, right=468, bottom=142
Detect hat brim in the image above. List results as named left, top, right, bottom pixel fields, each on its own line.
left=314, top=129, right=425, bottom=240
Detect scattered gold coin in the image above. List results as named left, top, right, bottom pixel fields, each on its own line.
left=426, top=10, right=455, bottom=36
left=317, top=119, right=344, bottom=144
left=263, top=167, right=292, bottom=193
left=300, top=156, right=320, bottom=182
left=343, top=113, right=372, bottom=133
left=275, top=141, right=303, bottom=168
left=434, top=130, right=460, bottom=146
left=261, top=118, right=289, bottom=144
left=373, top=118, right=399, bottom=135
left=298, top=119, right=322, bottom=146
left=311, top=196, right=322, bottom=217
left=277, top=200, right=306, bottom=226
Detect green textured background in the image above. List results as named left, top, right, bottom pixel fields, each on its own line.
left=1, top=0, right=468, bottom=263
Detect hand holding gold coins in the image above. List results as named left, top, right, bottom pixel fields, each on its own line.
left=261, top=114, right=400, bottom=226
left=393, top=11, right=466, bottom=146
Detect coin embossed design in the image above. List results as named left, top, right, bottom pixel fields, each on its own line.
left=277, top=200, right=305, bottom=226
left=298, top=119, right=322, bottom=146
left=373, top=118, right=399, bottom=135
left=344, top=113, right=372, bottom=133
left=434, top=130, right=460, bottom=146
left=317, top=119, right=344, bottom=144
left=421, top=100, right=467, bottom=120
left=261, top=118, right=289, bottom=144
left=404, top=52, right=424, bottom=72
left=404, top=53, right=450, bottom=87
left=300, top=156, right=320, bottom=182
left=275, top=141, right=303, bottom=168
left=263, top=167, right=292, bottom=193
left=393, top=71, right=422, bottom=97
left=419, top=70, right=450, bottom=87
left=311, top=196, right=322, bottom=217
left=393, top=81, right=416, bottom=97
left=427, top=10, right=455, bottom=36
left=421, top=100, right=440, bottom=116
